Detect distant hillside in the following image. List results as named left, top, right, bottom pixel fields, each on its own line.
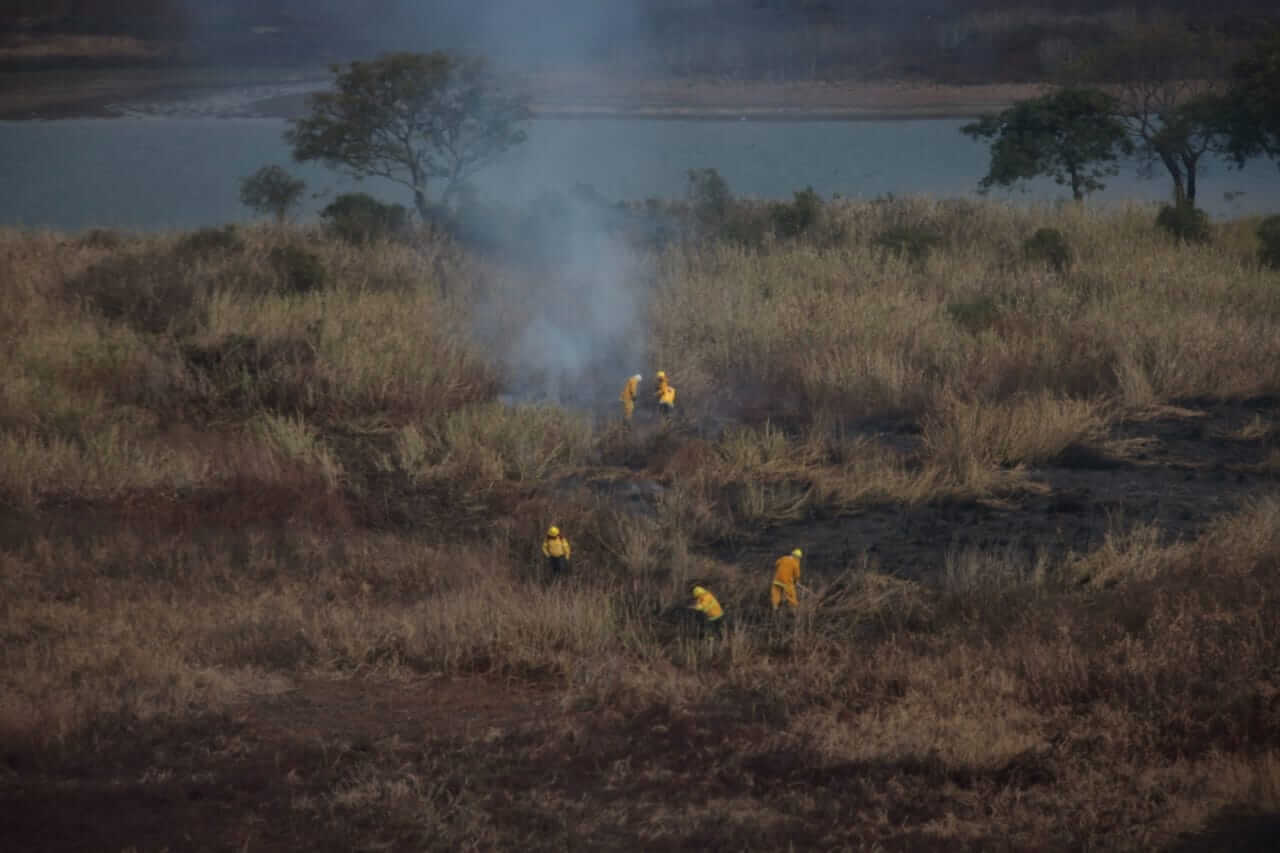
left=2, top=0, right=1278, bottom=81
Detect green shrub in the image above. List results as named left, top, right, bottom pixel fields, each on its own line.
left=770, top=186, right=823, bottom=239
left=1258, top=215, right=1280, bottom=270
left=873, top=223, right=944, bottom=265
left=268, top=245, right=327, bottom=295
left=719, top=206, right=772, bottom=250
left=1155, top=203, right=1211, bottom=245
left=1023, top=227, right=1073, bottom=272
left=321, top=193, right=409, bottom=244
left=239, top=165, right=306, bottom=223
left=175, top=225, right=242, bottom=259
left=686, top=167, right=733, bottom=233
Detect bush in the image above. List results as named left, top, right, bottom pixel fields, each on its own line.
left=268, top=245, right=327, bottom=295
left=77, top=228, right=129, bottom=250
left=70, top=254, right=200, bottom=335
left=1258, top=215, right=1280, bottom=270
left=873, top=223, right=943, bottom=265
left=321, top=193, right=409, bottom=244
left=1023, top=227, right=1073, bottom=272
left=769, top=186, right=823, bottom=239
left=687, top=168, right=733, bottom=234
left=1155, top=203, right=1211, bottom=245
left=175, top=225, right=242, bottom=259
left=239, top=165, right=306, bottom=223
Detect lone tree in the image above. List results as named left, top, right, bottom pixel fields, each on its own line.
left=962, top=88, right=1132, bottom=201
left=1071, top=20, right=1233, bottom=207
left=239, top=165, right=306, bottom=223
left=286, top=52, right=531, bottom=221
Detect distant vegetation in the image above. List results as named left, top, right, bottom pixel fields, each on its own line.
left=3, top=0, right=1279, bottom=83
left=963, top=24, right=1280, bottom=226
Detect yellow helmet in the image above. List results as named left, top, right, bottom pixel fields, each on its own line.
left=691, top=585, right=707, bottom=597
left=656, top=370, right=666, bottom=379
left=548, top=525, right=560, bottom=537
left=792, top=548, right=803, bottom=559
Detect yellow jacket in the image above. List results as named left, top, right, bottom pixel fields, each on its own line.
left=692, top=589, right=723, bottom=621
left=658, top=384, right=676, bottom=406
left=620, top=376, right=639, bottom=403
left=773, top=554, right=800, bottom=587
left=543, top=535, right=571, bottom=559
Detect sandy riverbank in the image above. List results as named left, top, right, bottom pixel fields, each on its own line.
left=0, top=66, right=1043, bottom=121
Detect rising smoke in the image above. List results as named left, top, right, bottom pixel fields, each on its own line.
left=469, top=193, right=654, bottom=411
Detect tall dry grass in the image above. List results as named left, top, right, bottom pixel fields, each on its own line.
left=3, top=201, right=1279, bottom=848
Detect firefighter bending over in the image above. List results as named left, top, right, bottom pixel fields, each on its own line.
left=690, top=585, right=724, bottom=636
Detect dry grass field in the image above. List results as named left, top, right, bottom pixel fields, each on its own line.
left=2, top=198, right=1279, bottom=851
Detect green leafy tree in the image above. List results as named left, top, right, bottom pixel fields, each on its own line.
left=286, top=52, right=531, bottom=221
left=239, top=165, right=306, bottom=223
left=1070, top=20, right=1233, bottom=206
left=1221, top=29, right=1280, bottom=171
left=962, top=88, right=1132, bottom=201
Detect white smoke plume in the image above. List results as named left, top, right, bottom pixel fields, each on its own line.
left=478, top=199, right=653, bottom=411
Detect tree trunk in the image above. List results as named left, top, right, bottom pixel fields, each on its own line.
left=1160, top=150, right=1188, bottom=206
left=1182, top=153, right=1198, bottom=205
left=413, top=189, right=431, bottom=222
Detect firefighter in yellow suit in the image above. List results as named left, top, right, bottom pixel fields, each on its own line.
left=542, top=525, right=571, bottom=578
left=690, top=585, right=724, bottom=637
left=771, top=548, right=802, bottom=610
left=655, top=370, right=676, bottom=418
left=619, top=374, right=641, bottom=421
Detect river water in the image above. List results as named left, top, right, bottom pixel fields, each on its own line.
left=1, top=116, right=1277, bottom=231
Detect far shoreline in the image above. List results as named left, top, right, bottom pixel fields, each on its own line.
left=0, top=67, right=1039, bottom=122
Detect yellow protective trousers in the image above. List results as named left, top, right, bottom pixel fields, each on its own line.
left=771, top=581, right=798, bottom=610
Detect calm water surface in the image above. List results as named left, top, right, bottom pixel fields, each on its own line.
left=1, top=117, right=1277, bottom=231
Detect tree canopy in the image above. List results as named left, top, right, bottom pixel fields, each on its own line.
left=286, top=51, right=530, bottom=220
left=239, top=165, right=306, bottom=223
left=1222, top=29, right=1280, bottom=170
left=1069, top=20, right=1234, bottom=206
left=962, top=88, right=1132, bottom=201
